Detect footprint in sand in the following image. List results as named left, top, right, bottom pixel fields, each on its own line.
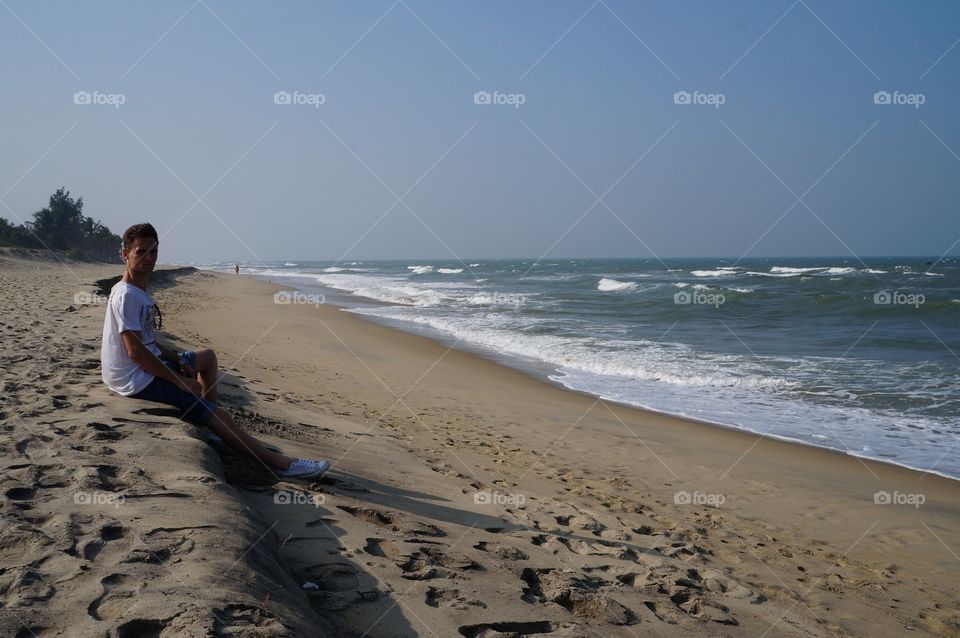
left=0, top=566, right=56, bottom=608
left=363, top=537, right=401, bottom=560
left=473, top=540, right=528, bottom=561
left=396, top=546, right=484, bottom=581
left=521, top=567, right=638, bottom=626
left=75, top=521, right=131, bottom=563
left=457, top=620, right=578, bottom=638
left=336, top=505, right=446, bottom=537
left=12, top=432, right=54, bottom=456
left=425, top=586, right=487, bottom=609
left=617, top=564, right=746, bottom=625
left=70, top=421, right=127, bottom=443
left=122, top=526, right=207, bottom=565
left=209, top=604, right=286, bottom=633
left=87, top=573, right=138, bottom=620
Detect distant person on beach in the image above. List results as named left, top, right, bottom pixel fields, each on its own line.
left=235, top=264, right=239, bottom=275
left=100, top=223, right=330, bottom=479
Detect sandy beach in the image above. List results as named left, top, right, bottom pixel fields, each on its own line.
left=2, top=250, right=958, bottom=638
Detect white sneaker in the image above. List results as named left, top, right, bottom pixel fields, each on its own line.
left=279, top=458, right=331, bottom=479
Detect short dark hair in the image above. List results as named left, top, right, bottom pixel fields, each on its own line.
left=122, top=223, right=158, bottom=250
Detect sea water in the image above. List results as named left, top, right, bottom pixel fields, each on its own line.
left=198, top=257, right=960, bottom=480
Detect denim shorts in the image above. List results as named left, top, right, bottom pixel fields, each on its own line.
left=131, top=351, right=217, bottom=427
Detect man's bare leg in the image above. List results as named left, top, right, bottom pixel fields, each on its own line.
left=207, top=407, right=294, bottom=471
left=191, top=347, right=285, bottom=454
left=193, top=347, right=219, bottom=404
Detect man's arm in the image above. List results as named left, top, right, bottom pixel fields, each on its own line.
left=156, top=342, right=180, bottom=362
left=121, top=331, right=201, bottom=396
left=157, top=342, right=196, bottom=377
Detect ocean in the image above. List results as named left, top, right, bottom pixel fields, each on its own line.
left=197, top=257, right=960, bottom=480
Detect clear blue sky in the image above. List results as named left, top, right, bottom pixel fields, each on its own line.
left=1, top=0, right=958, bottom=263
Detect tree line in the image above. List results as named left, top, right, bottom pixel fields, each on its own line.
left=0, top=188, right=122, bottom=263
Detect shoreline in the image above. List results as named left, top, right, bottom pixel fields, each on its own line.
left=245, top=268, right=960, bottom=484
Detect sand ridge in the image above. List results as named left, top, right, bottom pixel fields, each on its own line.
left=0, top=256, right=330, bottom=637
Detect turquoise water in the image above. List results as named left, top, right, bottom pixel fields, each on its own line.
left=200, top=257, right=960, bottom=479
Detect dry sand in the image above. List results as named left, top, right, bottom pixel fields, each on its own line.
left=1, top=249, right=958, bottom=637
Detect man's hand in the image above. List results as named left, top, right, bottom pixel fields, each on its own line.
left=122, top=331, right=204, bottom=397
left=177, top=376, right=203, bottom=397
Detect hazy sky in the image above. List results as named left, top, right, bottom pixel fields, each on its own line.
left=1, top=1, right=958, bottom=263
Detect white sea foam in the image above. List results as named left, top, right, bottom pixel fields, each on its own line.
left=284, top=262, right=298, bottom=266
left=770, top=266, right=826, bottom=274
left=438, top=268, right=464, bottom=274
left=350, top=306, right=793, bottom=392
left=314, top=273, right=443, bottom=306
left=691, top=269, right=737, bottom=277
left=469, top=263, right=480, bottom=267
left=746, top=271, right=800, bottom=278
left=765, top=266, right=884, bottom=277
left=408, top=265, right=434, bottom=274
left=323, top=267, right=345, bottom=272
left=241, top=268, right=315, bottom=279
left=598, top=277, right=638, bottom=291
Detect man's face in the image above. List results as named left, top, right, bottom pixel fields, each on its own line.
left=124, top=237, right=158, bottom=274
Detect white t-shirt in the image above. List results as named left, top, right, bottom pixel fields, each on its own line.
left=101, top=280, right=162, bottom=396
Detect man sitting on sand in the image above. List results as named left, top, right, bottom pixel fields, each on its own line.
left=100, top=222, right=330, bottom=479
